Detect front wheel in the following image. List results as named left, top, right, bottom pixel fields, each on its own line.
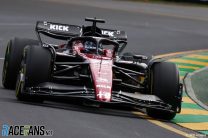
left=16, top=46, right=52, bottom=102
left=146, top=62, right=182, bottom=120
left=2, top=38, right=39, bottom=89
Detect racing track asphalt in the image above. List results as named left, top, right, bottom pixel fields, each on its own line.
left=0, top=0, right=208, bottom=137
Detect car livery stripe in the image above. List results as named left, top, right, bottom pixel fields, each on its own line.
left=167, top=51, right=208, bottom=135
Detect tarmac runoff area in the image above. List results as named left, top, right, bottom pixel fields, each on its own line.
left=190, top=67, right=208, bottom=108
left=166, top=50, right=208, bottom=136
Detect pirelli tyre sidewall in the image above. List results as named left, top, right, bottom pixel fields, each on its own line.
left=16, top=46, right=52, bottom=101
left=2, top=38, right=39, bottom=89
left=147, top=62, right=180, bottom=120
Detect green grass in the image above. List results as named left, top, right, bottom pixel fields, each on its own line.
left=173, top=114, right=208, bottom=123
left=178, top=67, right=195, bottom=73
left=181, top=57, right=208, bottom=63
left=174, top=62, right=205, bottom=68
left=198, top=131, right=208, bottom=135
left=182, top=103, right=203, bottom=110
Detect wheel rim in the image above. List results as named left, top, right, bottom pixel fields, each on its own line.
left=16, top=63, right=25, bottom=97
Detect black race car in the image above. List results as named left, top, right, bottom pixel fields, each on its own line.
left=2, top=17, right=183, bottom=120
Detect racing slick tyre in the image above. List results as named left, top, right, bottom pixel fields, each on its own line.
left=146, top=62, right=181, bottom=120
left=16, top=46, right=52, bottom=102
left=2, top=38, right=39, bottom=89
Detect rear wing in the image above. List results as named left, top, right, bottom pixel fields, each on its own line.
left=35, top=21, right=127, bottom=45
left=36, top=21, right=82, bottom=40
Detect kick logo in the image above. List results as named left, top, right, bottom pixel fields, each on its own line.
left=49, top=24, right=69, bottom=31
left=1, top=124, right=53, bottom=137
left=101, top=30, right=114, bottom=37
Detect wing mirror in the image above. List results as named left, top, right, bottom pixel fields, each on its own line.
left=133, top=55, right=148, bottom=63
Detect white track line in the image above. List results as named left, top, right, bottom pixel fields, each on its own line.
left=0, top=58, right=4, bottom=60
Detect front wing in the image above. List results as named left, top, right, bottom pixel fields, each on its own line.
left=23, top=82, right=176, bottom=113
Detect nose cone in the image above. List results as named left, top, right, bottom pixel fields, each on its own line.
left=89, top=58, right=113, bottom=102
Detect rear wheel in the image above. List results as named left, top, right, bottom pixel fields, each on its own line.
left=146, top=62, right=181, bottom=120
left=16, top=46, right=52, bottom=102
left=2, top=38, right=39, bottom=89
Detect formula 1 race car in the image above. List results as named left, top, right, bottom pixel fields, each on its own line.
left=2, top=17, right=183, bottom=120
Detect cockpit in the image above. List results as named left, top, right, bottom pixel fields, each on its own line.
left=69, top=37, right=119, bottom=58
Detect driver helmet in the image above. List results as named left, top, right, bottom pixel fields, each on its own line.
left=84, top=41, right=96, bottom=52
